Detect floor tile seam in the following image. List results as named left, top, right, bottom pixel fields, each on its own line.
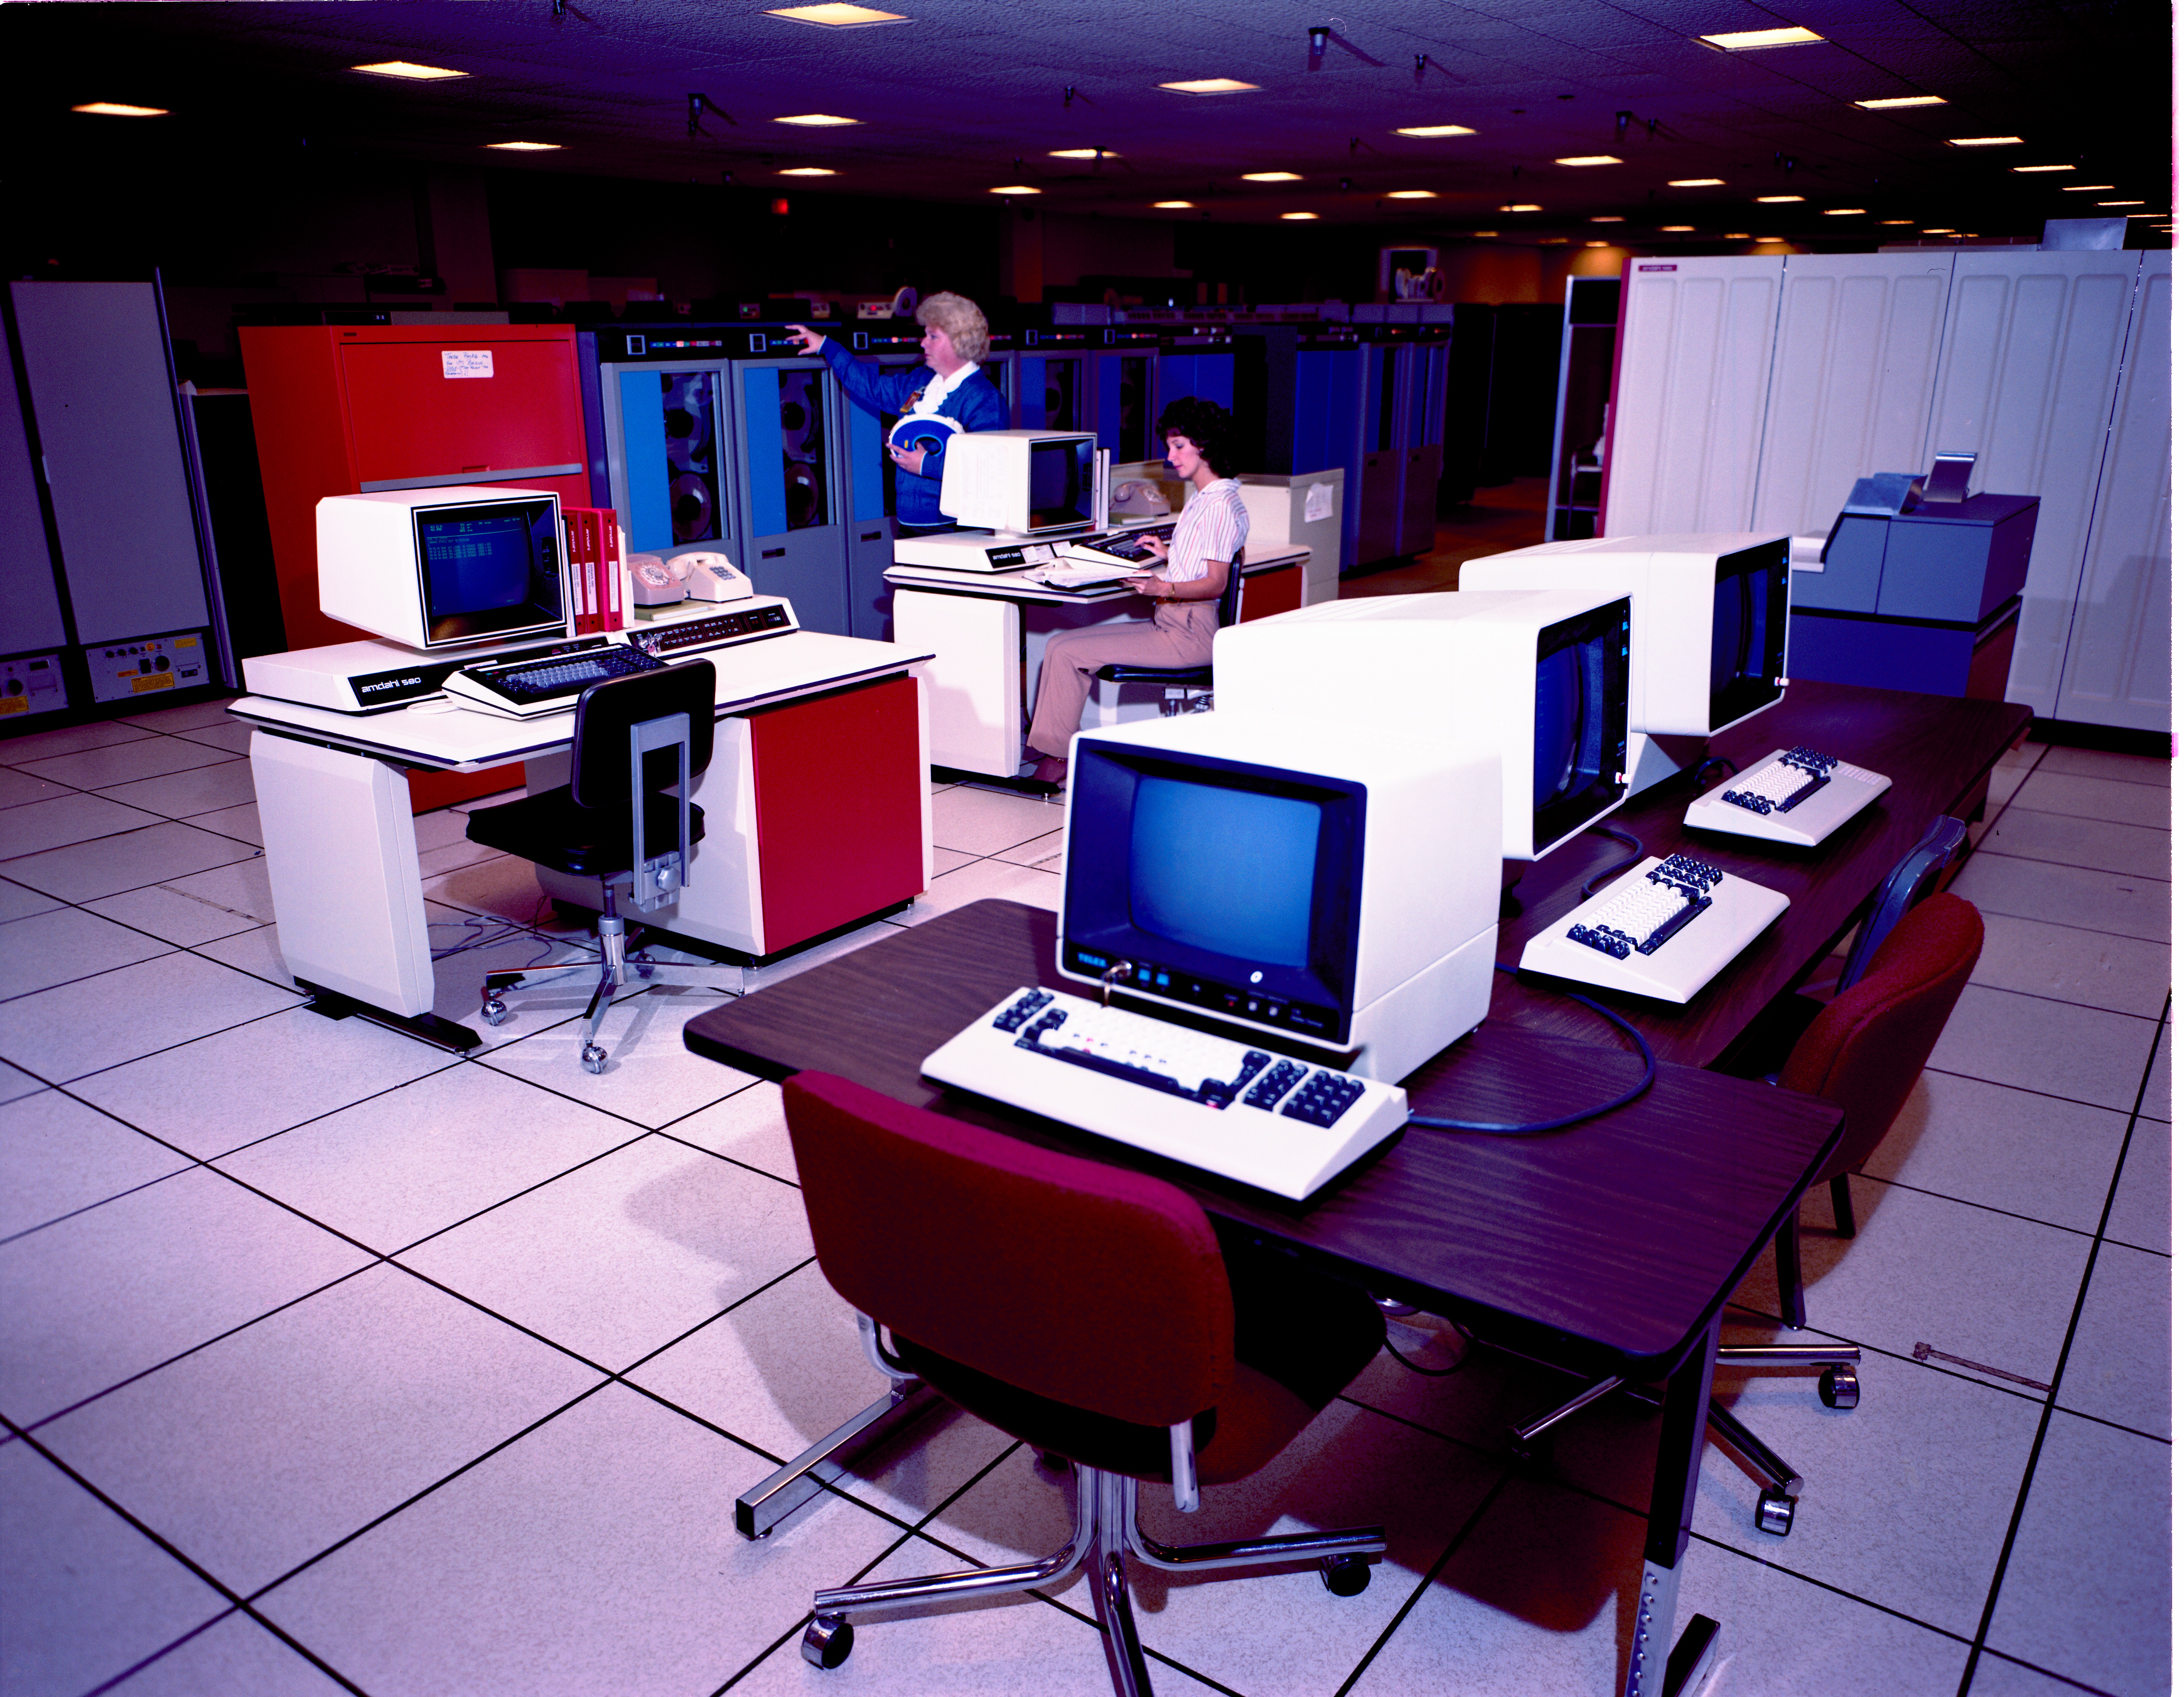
left=376, top=1120, right=661, bottom=1259
left=2016, top=762, right=2174, bottom=791
left=235, top=1378, right=624, bottom=1610
left=465, top=1034, right=738, bottom=1134
left=613, top=1253, right=820, bottom=1380
left=0, top=839, right=271, bottom=906
left=11, top=1256, right=388, bottom=1440
left=6, top=865, right=278, bottom=953
left=51, top=998, right=316, bottom=1093
left=1920, top=1062, right=2149, bottom=1118
left=649, top=1122, right=805, bottom=1190
left=0, top=1160, right=207, bottom=1249
left=1329, top=1391, right=1520, bottom=1469
left=1954, top=1013, right=2161, bottom=1688
left=75, top=1608, right=252, bottom=1697
left=0, top=807, right=217, bottom=861
left=1681, top=1526, right=1983, bottom=1648
left=1964, top=911, right=2174, bottom=951
left=1844, top=1168, right=2108, bottom=1242
left=136, top=1048, right=474, bottom=1167
left=2039, top=1401, right=2172, bottom=1447
left=0, top=938, right=186, bottom=1006
left=1329, top=1469, right=1515, bottom=1697
left=1970, top=1642, right=2130, bottom=1695
left=1973, top=844, right=2172, bottom=884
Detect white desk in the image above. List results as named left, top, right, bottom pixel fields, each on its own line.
left=230, top=631, right=933, bottom=1050
left=886, top=542, right=1309, bottom=777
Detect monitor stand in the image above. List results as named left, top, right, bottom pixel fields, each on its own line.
left=1627, top=730, right=1709, bottom=797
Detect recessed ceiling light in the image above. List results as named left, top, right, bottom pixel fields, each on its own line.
left=486, top=141, right=561, bottom=151
left=1386, top=190, right=1438, bottom=199
left=776, top=114, right=859, bottom=126
left=352, top=61, right=467, bottom=79
left=764, top=4, right=910, bottom=24
left=988, top=184, right=1040, bottom=194
left=781, top=167, right=838, bottom=176
left=1473, top=230, right=1500, bottom=237
left=1698, top=26, right=1824, bottom=49
left=1723, top=231, right=1750, bottom=238
left=1152, top=200, right=1193, bottom=209
left=1049, top=148, right=1118, bottom=159
left=1501, top=203, right=1542, bottom=213
left=2062, top=184, right=2117, bottom=191
left=1756, top=194, right=1804, bottom=203
left=1585, top=240, right=1610, bottom=247
left=1853, top=95, right=1946, bottom=109
left=1756, top=234, right=1786, bottom=242
left=1946, top=136, right=2023, bottom=147
left=1660, top=224, right=1695, bottom=231
left=1541, top=236, right=1569, bottom=245
left=1281, top=211, right=1319, bottom=220
left=1243, top=171, right=1302, bottom=182
left=1823, top=207, right=1865, bottom=215
left=1877, top=219, right=1914, bottom=224
left=1923, top=228, right=1956, bottom=234
left=1160, top=78, right=1261, bottom=95
left=2013, top=164, right=2074, bottom=173
left=2098, top=200, right=2146, bottom=206
left=1669, top=178, right=1725, bottom=187
left=1591, top=215, right=1624, bottom=223
left=71, top=101, right=169, bottom=117
left=2124, top=212, right=2162, bottom=218
left=1557, top=156, right=1621, bottom=167
left=1395, top=124, right=1476, bottom=137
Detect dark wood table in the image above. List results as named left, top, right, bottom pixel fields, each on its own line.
left=1494, top=679, right=2030, bottom=1067
left=685, top=900, right=1844, bottom=1697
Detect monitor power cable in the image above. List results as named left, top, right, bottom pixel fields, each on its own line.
left=1578, top=823, right=1647, bottom=897
left=1406, top=964, right=1657, bottom=1136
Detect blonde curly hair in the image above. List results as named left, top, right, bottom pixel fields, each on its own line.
left=915, top=291, right=990, bottom=364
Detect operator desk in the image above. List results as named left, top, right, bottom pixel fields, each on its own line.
left=228, top=626, right=933, bottom=1052
left=886, top=540, right=1309, bottom=778
left=683, top=898, right=1844, bottom=1697
left=1495, top=678, right=2031, bottom=1069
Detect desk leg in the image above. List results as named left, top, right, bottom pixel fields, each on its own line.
left=892, top=590, right=1021, bottom=777
left=1624, top=1312, right=1723, bottom=1697
left=252, top=731, right=478, bottom=1052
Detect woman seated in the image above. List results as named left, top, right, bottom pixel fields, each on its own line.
left=1025, top=397, right=1248, bottom=786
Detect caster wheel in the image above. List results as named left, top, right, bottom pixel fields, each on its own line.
left=581, top=1043, right=608, bottom=1075
left=1819, top=1364, right=1860, bottom=1409
left=481, top=998, right=509, bottom=1027
left=1755, top=1488, right=1795, bottom=1537
left=1320, top=1555, right=1372, bottom=1597
left=802, top=1614, right=853, bottom=1670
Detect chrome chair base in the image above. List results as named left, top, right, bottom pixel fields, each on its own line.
left=482, top=908, right=744, bottom=1072
left=803, top=1459, right=1385, bottom=1696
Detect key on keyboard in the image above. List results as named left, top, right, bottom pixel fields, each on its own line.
left=921, top=987, right=1409, bottom=1200
left=1520, top=854, right=1790, bottom=1003
left=1684, top=747, right=1892, bottom=848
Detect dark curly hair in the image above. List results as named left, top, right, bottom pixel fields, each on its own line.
left=1156, top=396, right=1239, bottom=479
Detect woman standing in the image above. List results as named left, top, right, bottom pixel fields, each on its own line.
left=1024, top=397, right=1248, bottom=786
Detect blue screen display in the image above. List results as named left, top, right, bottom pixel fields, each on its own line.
left=423, top=515, right=532, bottom=617
left=1127, top=776, right=1317, bottom=968
left=1534, top=641, right=1589, bottom=808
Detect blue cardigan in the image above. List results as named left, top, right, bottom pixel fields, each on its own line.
left=819, top=340, right=1008, bottom=526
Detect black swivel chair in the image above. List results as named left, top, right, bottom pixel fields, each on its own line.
left=463, top=660, right=744, bottom=1072
left=1091, top=546, right=1248, bottom=723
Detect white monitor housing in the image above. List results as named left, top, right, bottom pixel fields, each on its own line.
left=938, top=429, right=1108, bottom=536
left=1214, top=589, right=1635, bottom=861
left=1060, top=711, right=1502, bottom=1083
left=1462, top=532, right=1791, bottom=791
left=318, top=487, right=572, bottom=653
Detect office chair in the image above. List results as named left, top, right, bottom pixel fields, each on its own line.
left=463, top=660, right=744, bottom=1073
left=1509, top=880, right=1986, bottom=1538
left=781, top=1070, right=1387, bottom=1697
left=1092, top=546, right=1248, bottom=725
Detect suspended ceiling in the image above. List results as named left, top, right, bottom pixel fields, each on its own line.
left=15, top=0, right=2172, bottom=245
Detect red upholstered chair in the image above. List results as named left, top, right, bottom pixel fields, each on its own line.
left=781, top=1071, right=1387, bottom=1697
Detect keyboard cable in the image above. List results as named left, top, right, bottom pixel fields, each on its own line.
left=1406, top=964, right=1657, bottom=1136
left=1578, top=823, right=1648, bottom=897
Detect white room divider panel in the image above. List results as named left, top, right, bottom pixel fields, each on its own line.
left=1600, top=256, right=1781, bottom=537
left=1918, top=250, right=2143, bottom=715
left=2054, top=252, right=2169, bottom=732
left=1750, top=254, right=1955, bottom=539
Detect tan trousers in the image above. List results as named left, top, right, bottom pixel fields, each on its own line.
left=1026, top=602, right=1218, bottom=760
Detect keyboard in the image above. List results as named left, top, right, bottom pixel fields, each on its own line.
left=1060, top=532, right=1163, bottom=568
left=1685, top=747, right=1892, bottom=847
left=1519, top=853, right=1790, bottom=1003
left=921, top=987, right=1410, bottom=1201
left=632, top=597, right=797, bottom=659
left=443, top=642, right=667, bottom=716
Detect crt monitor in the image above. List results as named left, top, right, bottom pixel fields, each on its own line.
left=1060, top=712, right=1502, bottom=1084
left=318, top=487, right=571, bottom=652
left=1461, top=533, right=1790, bottom=743
left=1213, top=590, right=1633, bottom=862
left=938, top=429, right=1106, bottom=535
